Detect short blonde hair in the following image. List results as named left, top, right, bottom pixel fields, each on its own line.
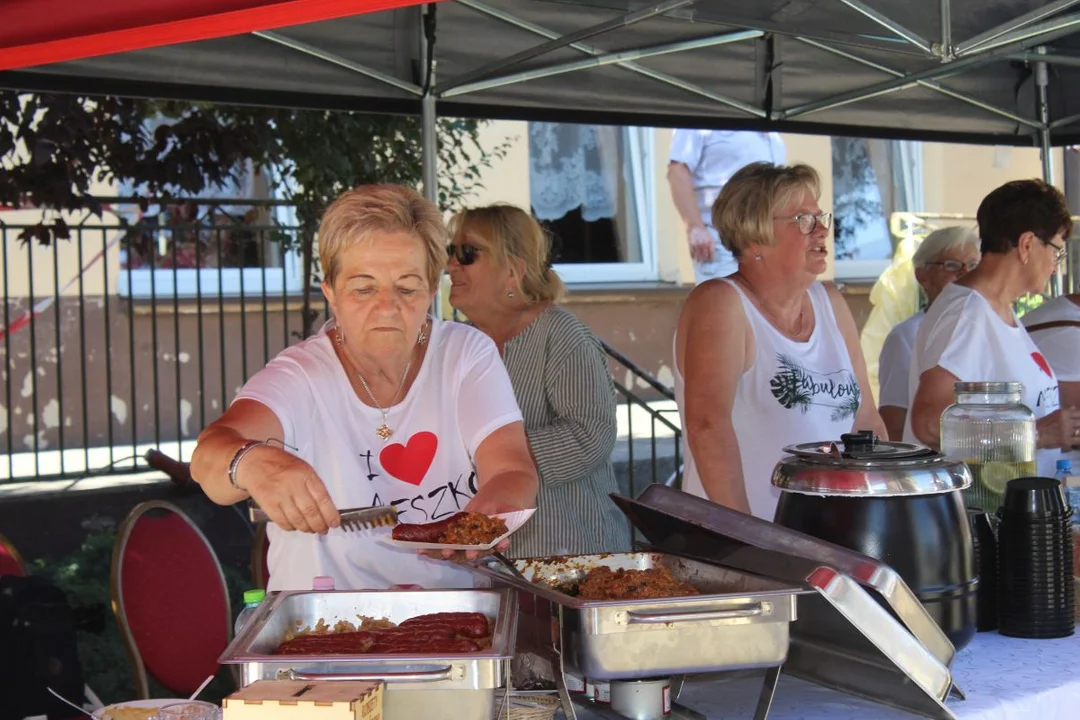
left=448, top=204, right=566, bottom=304
left=711, top=162, right=821, bottom=258
left=318, top=184, right=447, bottom=290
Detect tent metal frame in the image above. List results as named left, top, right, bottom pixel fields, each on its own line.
left=229, top=0, right=1080, bottom=183
left=225, top=0, right=1076, bottom=295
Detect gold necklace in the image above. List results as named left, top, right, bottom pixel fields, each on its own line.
left=737, top=277, right=807, bottom=338
left=335, top=328, right=414, bottom=441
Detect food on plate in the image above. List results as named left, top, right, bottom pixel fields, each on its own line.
left=391, top=512, right=508, bottom=545
left=439, top=513, right=508, bottom=545
left=391, top=512, right=468, bottom=542
left=273, top=611, right=493, bottom=655
left=556, top=566, right=701, bottom=600
left=98, top=706, right=160, bottom=720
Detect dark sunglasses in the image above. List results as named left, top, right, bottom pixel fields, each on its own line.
left=447, top=242, right=481, bottom=266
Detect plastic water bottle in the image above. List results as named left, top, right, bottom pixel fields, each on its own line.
left=1056, top=459, right=1078, bottom=524
left=234, top=589, right=266, bottom=636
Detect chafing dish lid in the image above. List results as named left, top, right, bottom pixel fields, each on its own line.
left=610, top=484, right=958, bottom=718
left=773, top=431, right=971, bottom=496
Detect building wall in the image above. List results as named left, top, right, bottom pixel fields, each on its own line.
left=0, top=126, right=1067, bottom=463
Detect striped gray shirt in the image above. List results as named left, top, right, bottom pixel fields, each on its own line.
left=502, top=306, right=631, bottom=558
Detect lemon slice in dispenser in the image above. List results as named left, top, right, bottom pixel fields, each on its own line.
left=977, top=462, right=1016, bottom=495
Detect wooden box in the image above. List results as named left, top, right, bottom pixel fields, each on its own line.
left=223, top=680, right=383, bottom=720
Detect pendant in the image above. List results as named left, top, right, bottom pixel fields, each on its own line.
left=376, top=423, right=393, bottom=440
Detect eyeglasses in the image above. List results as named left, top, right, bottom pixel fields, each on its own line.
left=774, top=211, right=833, bottom=235
left=1042, top=237, right=1068, bottom=264
left=447, top=242, right=481, bottom=266
left=925, top=259, right=979, bottom=273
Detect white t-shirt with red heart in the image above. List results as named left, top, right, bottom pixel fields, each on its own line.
left=905, top=283, right=1061, bottom=475
left=234, top=318, right=523, bottom=591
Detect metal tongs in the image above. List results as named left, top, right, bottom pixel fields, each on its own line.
left=248, top=502, right=399, bottom=532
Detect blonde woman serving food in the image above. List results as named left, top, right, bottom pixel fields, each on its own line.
left=191, top=185, right=538, bottom=591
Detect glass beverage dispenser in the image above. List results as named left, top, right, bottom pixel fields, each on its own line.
left=940, top=381, right=1036, bottom=511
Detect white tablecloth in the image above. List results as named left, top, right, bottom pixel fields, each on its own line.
left=572, top=631, right=1080, bottom=719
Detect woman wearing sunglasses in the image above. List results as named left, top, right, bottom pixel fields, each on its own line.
left=446, top=204, right=630, bottom=558
left=907, top=179, right=1080, bottom=473
left=877, top=226, right=980, bottom=441
left=674, top=162, right=886, bottom=520
left=191, top=185, right=538, bottom=591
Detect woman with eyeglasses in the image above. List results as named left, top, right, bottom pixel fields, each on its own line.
left=877, top=226, right=981, bottom=441
left=446, top=204, right=630, bottom=557
left=190, top=185, right=538, bottom=591
left=674, top=162, right=886, bottom=520
left=907, top=179, right=1080, bottom=473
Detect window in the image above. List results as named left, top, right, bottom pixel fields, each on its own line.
left=116, top=168, right=304, bottom=299
left=832, top=138, right=923, bottom=281
left=528, top=122, right=657, bottom=283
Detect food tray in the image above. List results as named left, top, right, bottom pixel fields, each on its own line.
left=218, top=588, right=516, bottom=720
left=471, top=551, right=804, bottom=680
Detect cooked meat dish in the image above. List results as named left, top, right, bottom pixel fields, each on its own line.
left=567, top=566, right=701, bottom=600
left=439, top=512, right=508, bottom=545
left=273, top=611, right=492, bottom=655
left=391, top=511, right=508, bottom=545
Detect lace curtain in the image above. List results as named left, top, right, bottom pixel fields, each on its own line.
left=529, top=122, right=619, bottom=222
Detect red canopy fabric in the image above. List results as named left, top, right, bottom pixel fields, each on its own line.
left=0, top=0, right=435, bottom=71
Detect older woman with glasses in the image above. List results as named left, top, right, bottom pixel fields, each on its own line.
left=191, top=185, right=538, bottom=591
left=907, top=179, right=1080, bottom=474
left=877, top=226, right=981, bottom=441
left=674, top=162, right=886, bottom=520
left=446, top=204, right=630, bottom=557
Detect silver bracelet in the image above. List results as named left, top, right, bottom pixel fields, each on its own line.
left=228, top=440, right=269, bottom=491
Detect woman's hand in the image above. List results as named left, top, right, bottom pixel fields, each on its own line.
left=1036, top=407, right=1080, bottom=450
left=420, top=539, right=511, bottom=564
left=240, top=444, right=341, bottom=534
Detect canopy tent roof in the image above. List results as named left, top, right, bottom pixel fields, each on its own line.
left=3, top=0, right=1080, bottom=147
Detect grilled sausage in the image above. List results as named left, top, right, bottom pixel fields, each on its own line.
left=392, top=512, right=468, bottom=542
left=399, top=617, right=489, bottom=639
left=373, top=638, right=481, bottom=654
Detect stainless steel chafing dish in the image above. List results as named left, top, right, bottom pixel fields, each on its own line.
left=477, top=551, right=802, bottom=681
left=472, top=485, right=961, bottom=720
left=217, top=588, right=516, bottom=720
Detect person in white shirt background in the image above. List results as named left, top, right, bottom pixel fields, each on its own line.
left=1023, top=292, right=1080, bottom=468
left=667, top=130, right=786, bottom=283
left=877, top=226, right=981, bottom=441
left=906, top=179, right=1080, bottom=476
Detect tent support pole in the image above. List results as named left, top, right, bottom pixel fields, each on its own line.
left=794, top=37, right=1038, bottom=127
left=1034, top=46, right=1063, bottom=298
left=956, top=0, right=1080, bottom=56
left=836, top=0, right=931, bottom=54
left=420, top=4, right=441, bottom=317
left=439, top=0, right=695, bottom=94
left=939, top=0, right=952, bottom=59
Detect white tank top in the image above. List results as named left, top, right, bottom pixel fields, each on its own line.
left=674, top=280, right=862, bottom=520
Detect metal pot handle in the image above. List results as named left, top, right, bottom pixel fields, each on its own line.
left=279, top=666, right=454, bottom=683
left=627, top=603, right=764, bottom=624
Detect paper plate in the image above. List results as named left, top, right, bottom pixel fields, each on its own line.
left=380, top=509, right=536, bottom=551
left=94, top=699, right=183, bottom=719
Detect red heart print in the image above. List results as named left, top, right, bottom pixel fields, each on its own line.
left=1032, top=351, right=1053, bottom=378
left=379, top=431, right=438, bottom=486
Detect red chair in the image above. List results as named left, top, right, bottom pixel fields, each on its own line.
left=0, top=531, right=27, bottom=576
left=110, top=500, right=232, bottom=699
left=250, top=523, right=270, bottom=590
